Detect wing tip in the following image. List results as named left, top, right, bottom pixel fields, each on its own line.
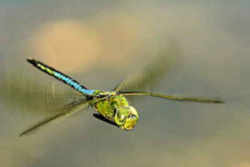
left=19, top=131, right=27, bottom=137
left=214, top=99, right=225, bottom=104
left=198, top=98, right=224, bottom=104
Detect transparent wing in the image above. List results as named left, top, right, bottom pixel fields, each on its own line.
left=0, top=73, right=82, bottom=113
left=114, top=41, right=180, bottom=92
left=19, top=98, right=90, bottom=137
left=119, top=90, right=224, bottom=104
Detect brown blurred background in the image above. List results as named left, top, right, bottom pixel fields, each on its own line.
left=0, top=1, right=250, bottom=167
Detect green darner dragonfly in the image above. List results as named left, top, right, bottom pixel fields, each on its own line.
left=20, top=58, right=224, bottom=136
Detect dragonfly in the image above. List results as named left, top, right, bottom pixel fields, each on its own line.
left=20, top=58, right=224, bottom=136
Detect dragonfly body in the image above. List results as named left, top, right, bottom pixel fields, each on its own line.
left=20, top=58, right=223, bottom=136
left=26, top=59, right=139, bottom=131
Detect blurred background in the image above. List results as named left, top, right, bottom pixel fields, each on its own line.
left=0, top=0, right=250, bottom=167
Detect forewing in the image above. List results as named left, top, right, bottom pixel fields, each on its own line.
left=114, top=42, right=180, bottom=92
left=119, top=90, right=224, bottom=104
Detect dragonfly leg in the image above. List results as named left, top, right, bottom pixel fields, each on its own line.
left=93, top=113, right=118, bottom=127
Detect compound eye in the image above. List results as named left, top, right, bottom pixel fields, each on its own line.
left=128, top=114, right=136, bottom=119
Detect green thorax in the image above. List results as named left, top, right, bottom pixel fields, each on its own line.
left=95, top=94, right=129, bottom=121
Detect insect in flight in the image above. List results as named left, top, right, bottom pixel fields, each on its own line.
left=20, top=58, right=224, bottom=136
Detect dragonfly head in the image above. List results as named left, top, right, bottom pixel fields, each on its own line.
left=114, top=105, right=139, bottom=130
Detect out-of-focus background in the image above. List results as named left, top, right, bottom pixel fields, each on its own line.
left=0, top=1, right=250, bottom=167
